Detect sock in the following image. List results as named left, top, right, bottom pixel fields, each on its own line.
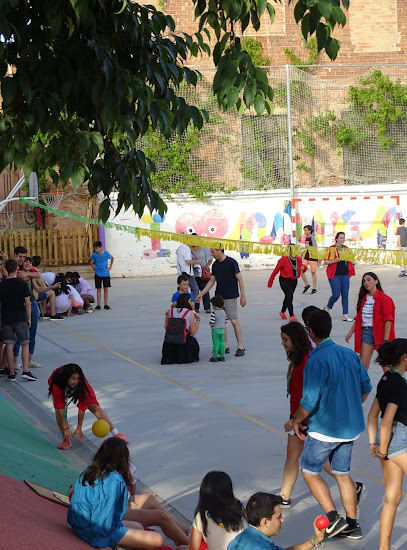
left=346, top=517, right=357, bottom=528
left=327, top=510, right=338, bottom=522
left=111, top=428, right=119, bottom=436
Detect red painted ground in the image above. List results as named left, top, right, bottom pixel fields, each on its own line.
left=0, top=473, right=92, bottom=549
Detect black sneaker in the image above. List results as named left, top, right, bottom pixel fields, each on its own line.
left=225, top=347, right=230, bottom=354
left=21, top=371, right=37, bottom=381
left=311, top=289, right=317, bottom=294
left=339, top=524, right=363, bottom=540
left=104, top=305, right=111, bottom=310
left=0, top=366, right=10, bottom=375
left=218, top=357, right=226, bottom=362
left=302, top=285, right=310, bottom=294
left=356, top=481, right=363, bottom=505
left=209, top=357, right=219, bottom=362
left=95, top=305, right=101, bottom=310
left=235, top=348, right=245, bottom=357
left=325, top=515, right=348, bottom=539
left=7, top=373, right=16, bottom=381
left=49, top=314, right=64, bottom=321
left=44, top=312, right=52, bottom=318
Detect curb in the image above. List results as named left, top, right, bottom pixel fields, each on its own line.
left=0, top=378, right=191, bottom=527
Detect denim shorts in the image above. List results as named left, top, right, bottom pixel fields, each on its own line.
left=361, top=326, right=375, bottom=346
left=38, top=291, right=47, bottom=301
left=376, top=422, right=407, bottom=458
left=301, top=435, right=353, bottom=475
left=2, top=322, right=30, bottom=345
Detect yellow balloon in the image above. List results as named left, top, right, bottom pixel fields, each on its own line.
left=92, top=419, right=110, bottom=438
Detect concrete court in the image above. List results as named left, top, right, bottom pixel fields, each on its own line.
left=1, top=265, right=407, bottom=550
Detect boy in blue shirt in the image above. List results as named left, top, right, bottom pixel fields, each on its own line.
left=90, top=240, right=114, bottom=310
left=171, top=275, right=195, bottom=310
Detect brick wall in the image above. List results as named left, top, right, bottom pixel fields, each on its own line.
left=139, top=0, right=407, bottom=76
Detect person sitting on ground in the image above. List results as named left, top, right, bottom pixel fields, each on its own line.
left=171, top=274, right=195, bottom=310
left=48, top=363, right=129, bottom=450
left=53, top=273, right=76, bottom=315
left=161, top=293, right=200, bottom=365
left=189, top=471, right=247, bottom=550
left=227, top=492, right=325, bottom=550
left=31, top=259, right=63, bottom=321
left=68, top=271, right=96, bottom=312
left=68, top=437, right=165, bottom=550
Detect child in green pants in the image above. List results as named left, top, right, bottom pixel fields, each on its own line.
left=209, top=295, right=227, bottom=362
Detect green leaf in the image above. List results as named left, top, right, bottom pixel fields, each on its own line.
left=301, top=13, right=310, bottom=39
left=332, top=6, right=346, bottom=26
left=317, top=0, right=333, bottom=20
left=325, top=37, right=340, bottom=60
left=1, top=77, right=17, bottom=107
left=90, top=131, right=104, bottom=153
left=257, top=0, right=267, bottom=17
left=266, top=3, right=275, bottom=24
left=264, top=98, right=274, bottom=115
left=243, top=80, right=256, bottom=107
left=342, top=0, right=350, bottom=9
left=294, top=0, right=306, bottom=23
left=316, top=22, right=329, bottom=51
left=71, top=166, right=86, bottom=191
left=253, top=94, right=265, bottom=117
left=226, top=87, right=240, bottom=109
left=98, top=198, right=111, bottom=222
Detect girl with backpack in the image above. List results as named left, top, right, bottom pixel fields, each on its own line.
left=189, top=471, right=247, bottom=550
left=161, top=293, right=200, bottom=364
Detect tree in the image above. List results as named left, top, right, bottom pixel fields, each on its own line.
left=0, top=0, right=349, bottom=220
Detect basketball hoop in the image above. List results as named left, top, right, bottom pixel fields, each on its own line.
left=41, top=192, right=64, bottom=210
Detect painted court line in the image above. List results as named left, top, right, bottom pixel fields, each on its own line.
left=55, top=324, right=407, bottom=497
left=37, top=332, right=72, bottom=353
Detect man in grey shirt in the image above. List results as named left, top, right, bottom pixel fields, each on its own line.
left=396, top=218, right=407, bottom=277
left=191, top=244, right=213, bottom=312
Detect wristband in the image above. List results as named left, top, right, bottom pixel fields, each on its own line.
left=309, top=538, right=324, bottom=548
left=369, top=443, right=377, bottom=447
left=376, top=450, right=388, bottom=459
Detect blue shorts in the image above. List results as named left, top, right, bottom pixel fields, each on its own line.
left=38, top=291, right=47, bottom=301
left=361, top=326, right=375, bottom=346
left=301, top=435, right=354, bottom=475
left=376, top=422, right=407, bottom=458
left=109, top=525, right=129, bottom=547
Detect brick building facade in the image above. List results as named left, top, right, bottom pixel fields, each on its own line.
left=141, top=0, right=407, bottom=75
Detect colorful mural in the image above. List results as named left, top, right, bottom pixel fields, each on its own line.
left=140, top=213, right=171, bottom=259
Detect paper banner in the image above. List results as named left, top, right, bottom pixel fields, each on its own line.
left=19, top=198, right=407, bottom=265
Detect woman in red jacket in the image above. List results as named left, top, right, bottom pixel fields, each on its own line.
left=278, top=321, right=312, bottom=507
left=345, top=272, right=395, bottom=370
left=267, top=249, right=306, bottom=322
left=325, top=232, right=355, bottom=322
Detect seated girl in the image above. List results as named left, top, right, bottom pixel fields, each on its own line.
left=161, top=293, right=200, bottom=365
left=68, top=438, right=165, bottom=549
left=54, top=273, right=84, bottom=315
left=189, top=471, right=247, bottom=550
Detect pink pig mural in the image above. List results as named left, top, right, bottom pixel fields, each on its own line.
left=175, top=209, right=229, bottom=238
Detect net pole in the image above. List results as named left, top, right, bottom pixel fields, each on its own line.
left=286, top=65, right=296, bottom=243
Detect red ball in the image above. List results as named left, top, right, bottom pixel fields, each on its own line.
left=315, top=516, right=330, bottom=529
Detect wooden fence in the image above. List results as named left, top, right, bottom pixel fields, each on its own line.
left=0, top=226, right=98, bottom=266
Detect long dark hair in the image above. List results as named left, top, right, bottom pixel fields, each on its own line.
left=356, top=272, right=383, bottom=311
left=376, top=339, right=407, bottom=368
left=194, top=471, right=246, bottom=536
left=54, top=273, right=70, bottom=296
left=281, top=322, right=311, bottom=366
left=335, top=231, right=345, bottom=243
left=48, top=364, right=91, bottom=403
left=176, top=293, right=192, bottom=310
left=80, top=437, right=131, bottom=489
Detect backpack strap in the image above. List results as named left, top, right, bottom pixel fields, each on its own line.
left=181, top=309, right=190, bottom=319
left=170, top=308, right=174, bottom=318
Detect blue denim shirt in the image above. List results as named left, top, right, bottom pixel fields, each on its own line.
left=227, top=525, right=284, bottom=550
left=300, top=339, right=372, bottom=439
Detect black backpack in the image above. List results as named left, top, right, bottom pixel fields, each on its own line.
left=164, top=309, right=189, bottom=345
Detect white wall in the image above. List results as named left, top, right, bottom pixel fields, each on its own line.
left=106, top=184, right=406, bottom=277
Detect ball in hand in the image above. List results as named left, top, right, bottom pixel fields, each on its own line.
left=92, top=419, right=110, bottom=438
left=315, top=516, right=329, bottom=529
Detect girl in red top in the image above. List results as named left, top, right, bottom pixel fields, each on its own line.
left=345, top=272, right=395, bottom=370
left=278, top=321, right=311, bottom=507
left=48, top=363, right=129, bottom=450
left=267, top=248, right=306, bottom=322
left=324, top=232, right=355, bottom=322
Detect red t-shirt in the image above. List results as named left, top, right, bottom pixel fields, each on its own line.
left=48, top=367, right=99, bottom=411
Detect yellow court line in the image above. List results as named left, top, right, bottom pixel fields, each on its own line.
left=55, top=324, right=406, bottom=497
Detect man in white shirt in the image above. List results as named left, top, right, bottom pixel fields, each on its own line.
left=176, top=243, right=202, bottom=299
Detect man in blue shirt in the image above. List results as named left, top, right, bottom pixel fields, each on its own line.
left=227, top=492, right=325, bottom=550
left=293, top=310, right=372, bottom=540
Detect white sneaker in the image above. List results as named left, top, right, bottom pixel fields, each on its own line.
left=85, top=307, right=93, bottom=314
left=13, top=361, right=22, bottom=370
left=29, top=359, right=42, bottom=368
